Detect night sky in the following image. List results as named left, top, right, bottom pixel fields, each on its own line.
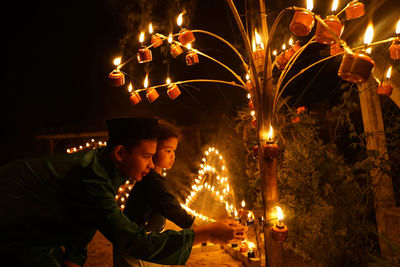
left=1, top=0, right=399, bottom=162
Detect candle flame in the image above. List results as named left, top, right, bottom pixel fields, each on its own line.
left=139, top=32, right=145, bottom=43
left=252, top=39, right=256, bottom=52
left=307, top=0, right=313, bottom=11
left=247, top=93, right=251, bottom=99
left=248, top=242, right=255, bottom=250
left=255, top=29, right=261, bottom=45
left=128, top=83, right=133, bottom=92
left=144, top=74, right=149, bottom=88
left=246, top=73, right=250, bottom=80
left=241, top=200, right=245, bottom=208
left=386, top=66, right=392, bottom=79
left=364, top=23, right=374, bottom=45
left=331, top=0, right=339, bottom=12
left=148, top=23, right=153, bottom=34
left=234, top=210, right=238, bottom=217
left=282, top=43, right=286, bottom=50
left=276, top=206, right=283, bottom=221
left=268, top=125, right=274, bottom=141
left=166, top=77, right=171, bottom=84
left=177, top=13, right=183, bottom=26
left=187, top=43, right=192, bottom=50
left=289, top=38, right=293, bottom=46
left=272, top=50, right=277, bottom=56
left=365, top=47, right=372, bottom=54
left=113, top=57, right=122, bottom=66
left=168, top=34, right=173, bottom=43
left=396, top=19, right=400, bottom=34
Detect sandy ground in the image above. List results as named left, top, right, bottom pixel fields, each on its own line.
left=85, top=231, right=244, bottom=267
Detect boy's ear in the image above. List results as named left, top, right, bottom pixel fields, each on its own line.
left=110, top=145, right=125, bottom=163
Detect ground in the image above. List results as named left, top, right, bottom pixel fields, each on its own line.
left=85, top=221, right=245, bottom=267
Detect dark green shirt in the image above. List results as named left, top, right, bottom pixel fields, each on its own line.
left=0, top=147, right=193, bottom=265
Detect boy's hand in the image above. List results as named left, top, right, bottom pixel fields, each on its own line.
left=193, top=219, right=247, bottom=245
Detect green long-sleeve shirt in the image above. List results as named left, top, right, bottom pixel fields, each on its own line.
left=0, top=147, right=193, bottom=265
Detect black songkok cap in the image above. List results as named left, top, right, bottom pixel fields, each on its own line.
left=106, top=117, right=159, bottom=142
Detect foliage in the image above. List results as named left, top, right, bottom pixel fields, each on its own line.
left=234, top=87, right=386, bottom=265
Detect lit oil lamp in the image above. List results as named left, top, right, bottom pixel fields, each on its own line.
left=275, top=51, right=288, bottom=70
left=137, top=32, right=152, bottom=63
left=239, top=241, right=249, bottom=252
left=247, top=242, right=256, bottom=259
left=149, top=23, right=163, bottom=48
left=345, top=0, right=365, bottom=20
left=185, top=44, right=199, bottom=66
left=377, top=67, right=393, bottom=96
left=170, top=43, right=183, bottom=58
left=289, top=0, right=315, bottom=37
left=251, top=117, right=257, bottom=128
left=246, top=212, right=255, bottom=226
left=253, top=30, right=265, bottom=75
left=109, top=57, right=125, bottom=86
left=338, top=24, right=375, bottom=83
left=248, top=99, right=254, bottom=110
left=270, top=206, right=288, bottom=242
left=166, top=78, right=181, bottom=99
left=128, top=83, right=141, bottom=105
left=315, top=0, right=344, bottom=45
left=262, top=126, right=279, bottom=158
left=143, top=75, right=159, bottom=102
left=389, top=20, right=400, bottom=60
left=245, top=73, right=254, bottom=91
left=177, top=13, right=196, bottom=45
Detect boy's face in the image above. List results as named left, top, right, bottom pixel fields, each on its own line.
left=154, top=137, right=178, bottom=170
left=117, top=139, right=157, bottom=181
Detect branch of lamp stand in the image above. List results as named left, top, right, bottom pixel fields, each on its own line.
left=132, top=79, right=247, bottom=93
left=191, top=30, right=248, bottom=69
left=225, top=0, right=262, bottom=142
left=272, top=37, right=395, bottom=115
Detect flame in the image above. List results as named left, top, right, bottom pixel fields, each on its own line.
left=246, top=73, right=250, bottom=80
left=234, top=210, right=238, bottom=217
left=272, top=50, right=277, bottom=56
left=144, top=74, right=149, bottom=88
left=187, top=43, right=192, bottom=50
left=251, top=110, right=255, bottom=116
left=248, top=242, right=255, bottom=250
left=177, top=13, right=183, bottom=26
left=139, top=32, right=145, bottom=43
left=166, top=77, right=171, bottom=84
left=168, top=34, right=173, bottom=43
left=364, top=23, right=374, bottom=45
left=289, top=38, right=293, bottom=46
left=241, top=200, right=245, bottom=208
left=268, top=125, right=274, bottom=141
left=128, top=83, right=133, bottom=92
left=396, top=19, right=400, bottom=34
left=331, top=0, right=339, bottom=12
left=113, top=57, right=122, bottom=66
left=276, top=206, right=283, bottom=221
left=252, top=39, right=256, bottom=52
left=282, top=43, right=286, bottom=50
left=386, top=66, right=392, bottom=79
left=149, top=23, right=153, bottom=34
left=247, top=93, right=251, bottom=99
left=307, top=0, right=313, bottom=11
left=255, top=29, right=261, bottom=45
left=365, top=47, right=372, bottom=54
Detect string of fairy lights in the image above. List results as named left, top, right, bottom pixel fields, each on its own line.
left=65, top=139, right=106, bottom=154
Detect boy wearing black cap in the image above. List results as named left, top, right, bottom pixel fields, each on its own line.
left=0, top=117, right=246, bottom=267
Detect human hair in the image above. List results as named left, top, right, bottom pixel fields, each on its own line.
left=157, top=120, right=181, bottom=147
left=106, top=138, right=155, bottom=152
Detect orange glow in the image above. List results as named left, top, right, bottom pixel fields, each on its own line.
left=307, top=0, right=313, bottom=11
left=331, top=0, right=339, bottom=12
left=364, top=23, right=374, bottom=45
left=139, top=32, right=145, bottom=43
left=149, top=23, right=153, bottom=34
left=268, top=125, right=274, bottom=141
left=386, top=66, right=392, bottom=79
left=255, top=29, right=261, bottom=45
left=177, top=13, right=183, bottom=26
left=144, top=74, right=149, bottom=88
left=276, top=206, right=283, bottom=221
left=113, top=57, right=121, bottom=66
left=128, top=83, right=133, bottom=92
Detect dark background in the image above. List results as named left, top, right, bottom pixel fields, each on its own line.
left=1, top=0, right=399, bottom=163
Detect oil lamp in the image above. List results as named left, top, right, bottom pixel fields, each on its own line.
left=246, top=212, right=255, bottom=226
left=185, top=44, right=199, bottom=66
left=270, top=206, right=288, bottom=242
left=251, top=117, right=257, bottom=128
left=253, top=30, right=265, bottom=75
left=239, top=241, right=249, bottom=252
left=389, top=20, right=400, bottom=60
left=289, top=0, right=315, bottom=36
left=137, top=32, right=152, bottom=63
left=262, top=126, right=279, bottom=158
left=170, top=44, right=183, bottom=58
left=246, top=74, right=254, bottom=91
left=109, top=69, right=125, bottom=86
left=149, top=23, right=163, bottom=48
left=247, top=246, right=256, bottom=259
left=315, top=0, right=344, bottom=44
left=143, top=75, right=159, bottom=102
left=377, top=67, right=393, bottom=96
left=128, top=83, right=141, bottom=105
left=248, top=99, right=254, bottom=110
left=297, top=106, right=306, bottom=114
left=345, top=0, right=365, bottom=20
left=275, top=51, right=288, bottom=70
left=166, top=78, right=181, bottom=99
left=177, top=13, right=196, bottom=45
left=338, top=24, right=375, bottom=83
